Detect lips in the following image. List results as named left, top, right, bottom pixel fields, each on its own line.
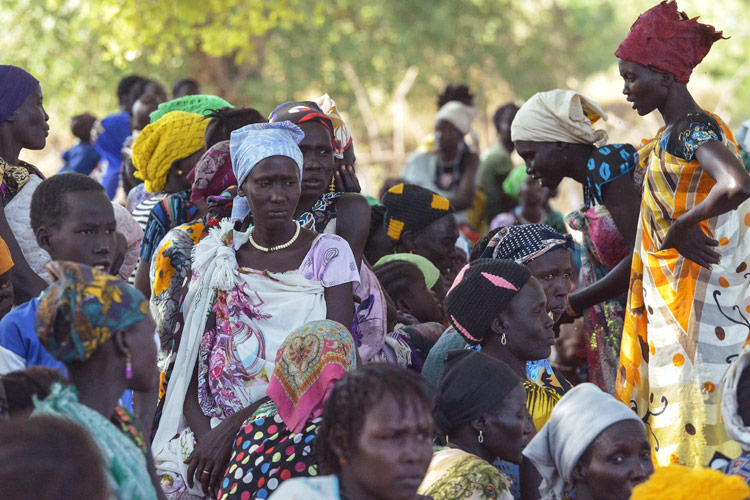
left=93, top=262, right=111, bottom=273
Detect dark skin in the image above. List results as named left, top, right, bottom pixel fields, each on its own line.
left=518, top=176, right=551, bottom=224
left=571, top=420, right=653, bottom=500
left=0, top=272, right=13, bottom=319
left=737, top=365, right=750, bottom=426
left=334, top=145, right=361, bottom=193
left=526, top=249, right=574, bottom=322
left=332, top=395, right=434, bottom=500
left=296, top=121, right=370, bottom=268
left=398, top=215, right=460, bottom=283
left=183, top=157, right=356, bottom=496
left=0, top=85, right=50, bottom=303
left=619, top=58, right=750, bottom=269
left=395, top=269, right=444, bottom=323
left=435, top=119, right=479, bottom=211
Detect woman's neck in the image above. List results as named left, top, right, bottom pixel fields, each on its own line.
left=338, top=470, right=377, bottom=500
left=68, top=367, right=124, bottom=419
left=0, top=130, right=22, bottom=165
left=439, top=146, right=460, bottom=163
left=519, top=204, right=545, bottom=223
left=447, top=430, right=495, bottom=464
left=567, top=144, right=596, bottom=184
left=480, top=340, right=528, bottom=379
left=251, top=220, right=298, bottom=247
left=659, top=85, right=701, bottom=127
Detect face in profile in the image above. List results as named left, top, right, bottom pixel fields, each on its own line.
left=406, top=215, right=459, bottom=281
left=525, top=248, right=573, bottom=321
left=500, top=277, right=555, bottom=361
left=10, top=85, right=49, bottom=151
left=480, top=383, right=531, bottom=464
left=618, top=59, right=668, bottom=117
left=514, top=140, right=566, bottom=190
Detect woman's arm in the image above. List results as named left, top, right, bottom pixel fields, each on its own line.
left=325, top=282, right=354, bottom=333
left=0, top=206, right=46, bottom=303
left=448, top=151, right=479, bottom=211
left=600, top=175, right=641, bottom=249
left=335, top=193, right=371, bottom=269
left=567, top=254, right=631, bottom=314
left=183, top=362, right=211, bottom=442
left=134, top=258, right=151, bottom=300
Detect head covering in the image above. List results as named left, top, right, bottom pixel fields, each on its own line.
left=737, top=120, right=750, bottom=154
left=314, top=94, right=353, bottom=159
left=381, top=183, right=455, bottom=243
left=187, top=140, right=236, bottom=204
left=480, top=224, right=573, bottom=263
left=36, top=261, right=149, bottom=364
left=0, top=65, right=39, bottom=123
left=722, top=345, right=750, bottom=451
left=523, top=383, right=644, bottom=500
left=0, top=237, right=13, bottom=275
left=435, top=100, right=478, bottom=135
left=445, top=258, right=531, bottom=345
left=149, top=94, right=234, bottom=123
left=615, top=1, right=724, bottom=84
left=511, top=90, right=608, bottom=146
left=434, top=350, right=522, bottom=434
left=269, top=101, right=334, bottom=146
left=132, top=110, right=209, bottom=193
left=374, top=253, right=440, bottom=289
left=266, top=320, right=357, bottom=434
left=631, top=464, right=750, bottom=500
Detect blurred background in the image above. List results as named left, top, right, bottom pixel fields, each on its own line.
left=3, top=0, right=750, bottom=209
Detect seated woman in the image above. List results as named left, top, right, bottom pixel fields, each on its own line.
left=523, top=383, right=652, bottom=500
left=418, top=350, right=530, bottom=500
left=214, top=320, right=357, bottom=499
left=33, top=261, right=162, bottom=500
left=381, top=183, right=460, bottom=282
left=269, top=363, right=434, bottom=500
left=511, top=89, right=640, bottom=394
left=152, top=121, right=359, bottom=499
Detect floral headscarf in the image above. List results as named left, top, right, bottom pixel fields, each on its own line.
left=36, top=261, right=149, bottom=363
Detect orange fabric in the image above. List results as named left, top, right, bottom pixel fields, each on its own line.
left=0, top=237, right=13, bottom=275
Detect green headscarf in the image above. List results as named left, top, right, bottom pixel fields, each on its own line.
left=374, top=253, right=441, bottom=289
left=149, top=94, right=234, bottom=123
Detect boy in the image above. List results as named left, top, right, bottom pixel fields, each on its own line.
left=59, top=113, right=100, bottom=176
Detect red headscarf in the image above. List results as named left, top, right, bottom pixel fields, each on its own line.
left=615, top=1, right=724, bottom=83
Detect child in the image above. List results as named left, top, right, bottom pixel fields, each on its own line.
left=59, top=113, right=100, bottom=176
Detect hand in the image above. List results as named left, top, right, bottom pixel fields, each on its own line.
left=184, top=418, right=240, bottom=496
left=660, top=218, right=720, bottom=269
left=335, top=164, right=361, bottom=193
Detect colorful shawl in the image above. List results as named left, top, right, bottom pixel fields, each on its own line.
left=187, top=140, right=235, bottom=204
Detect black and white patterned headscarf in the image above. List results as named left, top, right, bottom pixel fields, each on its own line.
left=480, top=224, right=573, bottom=264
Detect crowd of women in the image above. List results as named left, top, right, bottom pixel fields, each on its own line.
left=4, top=1, right=750, bottom=499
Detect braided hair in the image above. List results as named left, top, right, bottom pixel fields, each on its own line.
left=314, top=364, right=433, bottom=475
left=205, top=107, right=267, bottom=148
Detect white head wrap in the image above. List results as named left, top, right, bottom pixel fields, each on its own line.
left=314, top=94, right=353, bottom=160
left=722, top=345, right=750, bottom=452
left=435, top=100, right=477, bottom=135
left=522, top=383, right=644, bottom=500
left=511, top=90, right=608, bottom=146
left=229, top=121, right=304, bottom=220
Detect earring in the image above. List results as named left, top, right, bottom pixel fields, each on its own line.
left=176, top=169, right=184, bottom=175
left=329, top=175, right=336, bottom=193
left=501, top=332, right=507, bottom=345
left=478, top=430, right=484, bottom=444
left=338, top=457, right=347, bottom=466
left=125, top=351, right=133, bottom=380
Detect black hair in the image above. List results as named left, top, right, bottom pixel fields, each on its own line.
left=116, top=75, right=146, bottom=107
left=204, top=107, right=267, bottom=149
left=437, top=84, right=474, bottom=109
left=492, top=103, right=519, bottom=128
left=70, top=113, right=97, bottom=142
left=469, top=227, right=503, bottom=262
left=172, top=78, right=200, bottom=98
left=31, top=173, right=106, bottom=234
left=368, top=204, right=386, bottom=241
left=1, top=367, right=67, bottom=417
left=314, top=364, right=432, bottom=475
left=374, top=260, right=427, bottom=303
left=124, top=78, right=165, bottom=115
left=0, top=416, right=109, bottom=500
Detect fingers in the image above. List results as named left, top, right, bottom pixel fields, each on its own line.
left=185, top=456, right=198, bottom=489
left=200, top=464, right=213, bottom=494
left=335, top=165, right=361, bottom=193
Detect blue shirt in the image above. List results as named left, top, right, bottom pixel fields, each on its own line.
left=94, top=112, right=131, bottom=199
left=60, top=142, right=100, bottom=176
left=0, top=298, right=67, bottom=376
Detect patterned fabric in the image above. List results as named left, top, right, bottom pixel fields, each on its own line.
left=490, top=206, right=567, bottom=235
left=616, top=112, right=748, bottom=466
left=584, top=143, right=638, bottom=208
left=722, top=346, right=750, bottom=451
left=133, top=111, right=208, bottom=193
left=381, top=183, right=455, bottom=243
left=149, top=94, right=233, bottom=123
left=112, top=405, right=149, bottom=457
left=188, top=140, right=235, bottom=204
left=36, top=261, right=149, bottom=363
left=0, top=157, right=37, bottom=205
left=33, top=383, right=158, bottom=500
left=217, top=402, right=321, bottom=500
left=480, top=223, right=573, bottom=262
left=724, top=453, right=750, bottom=487
left=567, top=205, right=630, bottom=394
left=298, top=192, right=341, bottom=233
left=267, top=320, right=356, bottom=434
left=418, top=447, right=514, bottom=500
left=140, top=190, right=197, bottom=263
left=662, top=112, right=722, bottom=160
left=267, top=475, right=340, bottom=500
left=615, top=1, right=724, bottom=84
left=314, top=94, right=352, bottom=159
left=0, top=65, right=38, bottom=123
left=0, top=236, right=12, bottom=275
left=268, top=101, right=334, bottom=145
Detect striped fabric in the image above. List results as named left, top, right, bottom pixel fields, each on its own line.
left=617, top=112, right=750, bottom=467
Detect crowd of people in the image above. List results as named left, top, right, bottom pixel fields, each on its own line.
left=4, top=1, right=750, bottom=499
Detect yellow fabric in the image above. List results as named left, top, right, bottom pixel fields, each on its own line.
left=132, top=111, right=208, bottom=193
left=0, top=237, right=13, bottom=275
left=631, top=464, right=750, bottom=500
left=617, top=113, right=747, bottom=467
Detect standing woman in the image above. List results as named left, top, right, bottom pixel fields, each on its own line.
left=615, top=1, right=750, bottom=466
left=152, top=122, right=359, bottom=498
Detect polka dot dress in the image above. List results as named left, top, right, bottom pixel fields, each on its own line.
left=216, top=403, right=320, bottom=500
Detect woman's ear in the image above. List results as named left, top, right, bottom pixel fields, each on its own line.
left=329, top=424, right=350, bottom=465
left=111, top=329, right=129, bottom=358
left=35, top=227, right=52, bottom=254
left=401, top=230, right=417, bottom=252
left=470, top=416, right=486, bottom=434
left=491, top=314, right=505, bottom=335
left=660, top=72, right=674, bottom=87
left=571, top=461, right=586, bottom=485
left=396, top=297, right=412, bottom=315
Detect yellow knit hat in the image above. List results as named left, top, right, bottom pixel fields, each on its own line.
left=132, top=110, right=208, bottom=193
left=631, top=464, right=750, bottom=500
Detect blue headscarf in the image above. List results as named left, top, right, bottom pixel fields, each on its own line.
left=0, top=66, right=39, bottom=123
left=480, top=223, right=573, bottom=263
left=230, top=121, right=304, bottom=220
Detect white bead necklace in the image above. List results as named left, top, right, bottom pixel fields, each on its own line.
left=248, top=221, right=301, bottom=252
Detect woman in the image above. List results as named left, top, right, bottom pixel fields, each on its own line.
left=269, top=363, right=434, bottom=500
left=152, top=121, right=359, bottom=498
left=614, top=1, right=750, bottom=466
left=32, top=261, right=162, bottom=500
left=381, top=183, right=460, bottom=282
left=214, top=320, right=357, bottom=499
left=511, top=89, right=641, bottom=393
left=418, top=350, right=530, bottom=500
left=523, top=383, right=653, bottom=500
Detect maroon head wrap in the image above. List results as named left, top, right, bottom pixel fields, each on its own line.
left=615, top=1, right=724, bottom=83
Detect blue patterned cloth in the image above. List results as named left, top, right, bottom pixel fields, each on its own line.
left=660, top=112, right=723, bottom=161
left=584, top=144, right=638, bottom=208
left=723, top=453, right=750, bottom=487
